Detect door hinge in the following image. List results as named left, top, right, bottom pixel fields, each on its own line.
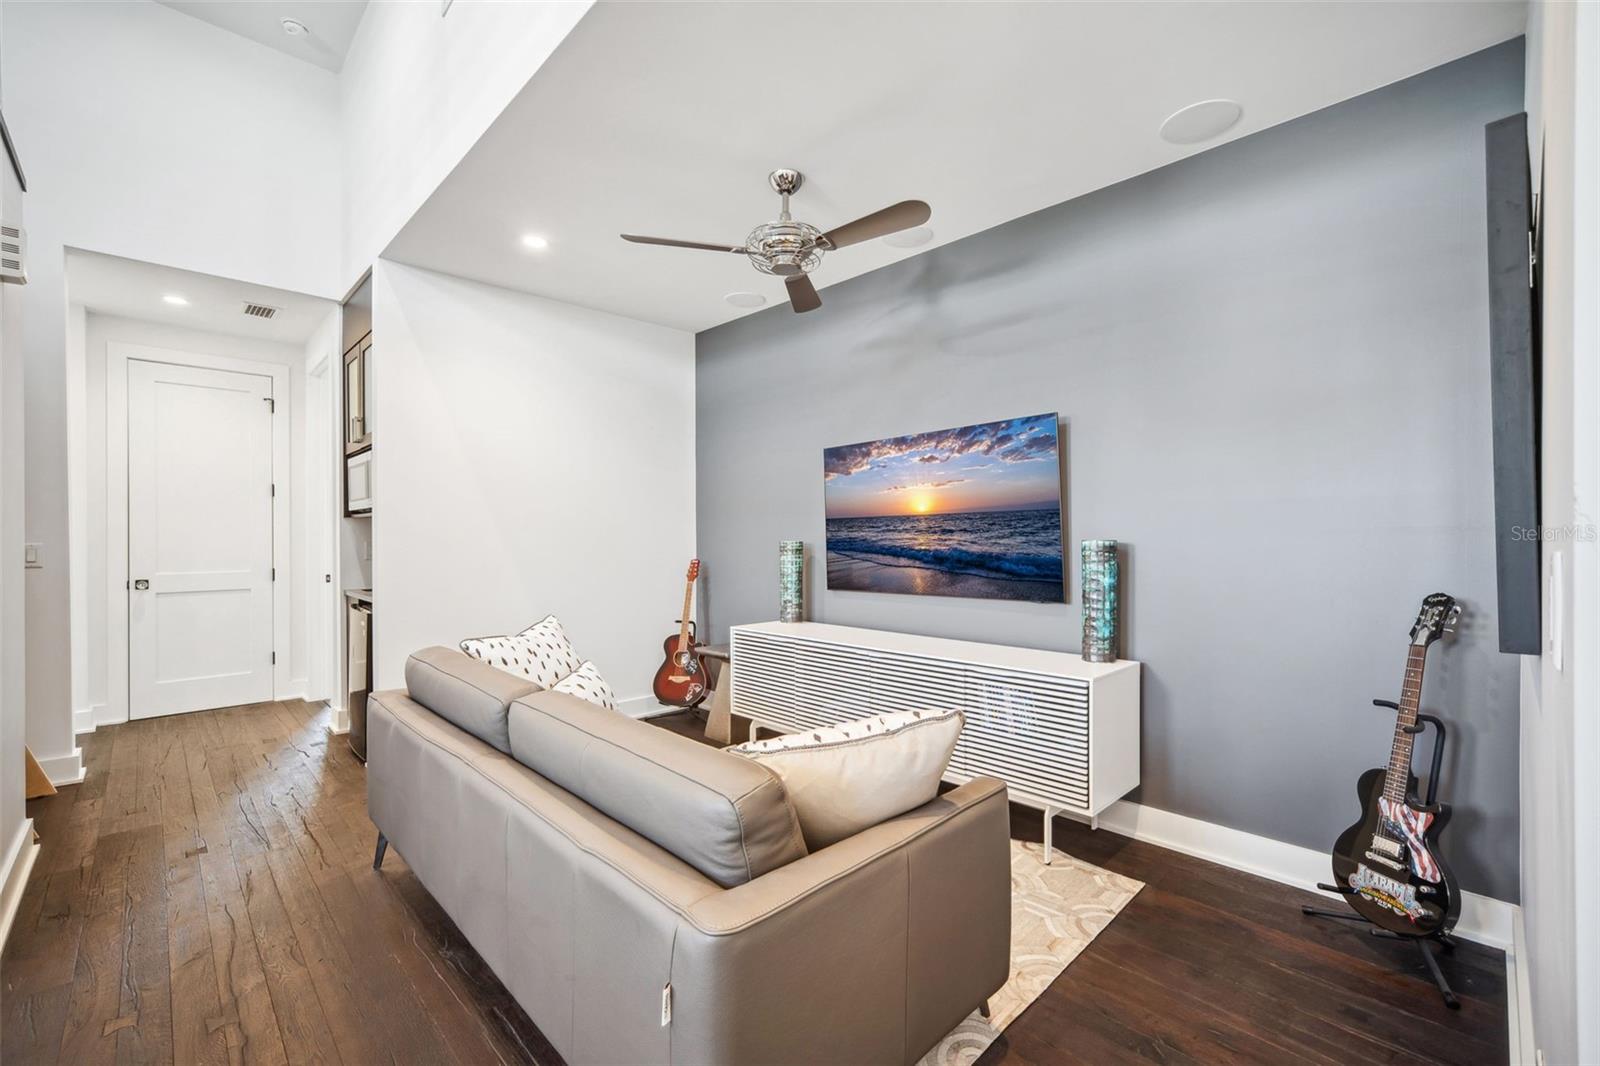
left=271, top=651, right=276, bottom=665
left=264, top=396, right=275, bottom=414
left=271, top=567, right=276, bottom=581
left=270, top=483, right=276, bottom=498
left=1529, top=229, right=1538, bottom=288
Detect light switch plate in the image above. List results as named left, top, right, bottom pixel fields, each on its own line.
left=23, top=543, right=40, bottom=568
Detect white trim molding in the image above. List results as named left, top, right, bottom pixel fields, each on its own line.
left=325, top=700, right=350, bottom=736
left=620, top=695, right=677, bottom=719
left=1063, top=799, right=1517, bottom=950
left=35, top=747, right=86, bottom=787
left=72, top=704, right=96, bottom=735
left=0, top=819, right=40, bottom=952
left=1506, top=908, right=1536, bottom=1066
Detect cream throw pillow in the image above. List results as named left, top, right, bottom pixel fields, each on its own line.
left=459, top=614, right=583, bottom=689
left=551, top=660, right=617, bottom=711
left=730, top=708, right=963, bottom=849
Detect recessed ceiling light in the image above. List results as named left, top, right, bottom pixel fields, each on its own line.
left=883, top=226, right=933, bottom=249
left=1159, top=99, right=1243, bottom=145
left=520, top=233, right=549, bottom=251
left=280, top=17, right=309, bottom=37
left=724, top=292, right=766, bottom=309
left=162, top=294, right=189, bottom=306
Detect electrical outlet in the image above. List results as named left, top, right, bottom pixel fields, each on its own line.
left=23, top=543, right=40, bottom=568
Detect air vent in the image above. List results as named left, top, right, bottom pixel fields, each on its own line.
left=0, top=222, right=26, bottom=285
left=242, top=301, right=280, bottom=319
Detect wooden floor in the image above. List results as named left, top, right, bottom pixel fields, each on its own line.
left=3, top=702, right=1506, bottom=1065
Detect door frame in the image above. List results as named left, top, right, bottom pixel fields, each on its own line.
left=107, top=342, right=290, bottom=723
left=305, top=352, right=339, bottom=707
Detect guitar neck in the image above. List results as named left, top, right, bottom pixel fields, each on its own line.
left=1383, top=645, right=1428, bottom=802
left=676, top=578, right=695, bottom=652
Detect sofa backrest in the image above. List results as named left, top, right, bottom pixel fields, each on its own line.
left=405, top=646, right=538, bottom=753
left=508, top=690, right=808, bottom=887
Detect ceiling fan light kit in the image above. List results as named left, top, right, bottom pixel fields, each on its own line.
left=621, top=168, right=930, bottom=313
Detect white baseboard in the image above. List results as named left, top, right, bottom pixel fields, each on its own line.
left=73, top=704, right=99, bottom=735
left=1507, top=907, right=1536, bottom=1064
left=0, top=819, right=39, bottom=952
left=94, top=703, right=125, bottom=729
left=619, top=695, right=681, bottom=719
left=326, top=702, right=350, bottom=736
left=35, top=747, right=86, bottom=787
left=1064, top=799, right=1516, bottom=950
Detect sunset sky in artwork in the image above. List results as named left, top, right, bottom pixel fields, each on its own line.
left=823, top=414, right=1063, bottom=520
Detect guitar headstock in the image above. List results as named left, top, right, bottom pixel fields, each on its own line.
left=1410, top=593, right=1461, bottom=647
left=685, top=559, right=701, bottom=582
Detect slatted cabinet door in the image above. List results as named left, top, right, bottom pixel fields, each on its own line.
left=961, top=666, right=1092, bottom=812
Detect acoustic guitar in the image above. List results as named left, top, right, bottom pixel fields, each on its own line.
left=1329, top=593, right=1462, bottom=937
left=651, top=559, right=707, bottom=708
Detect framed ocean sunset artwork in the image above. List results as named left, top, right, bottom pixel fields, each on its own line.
left=822, top=414, right=1066, bottom=603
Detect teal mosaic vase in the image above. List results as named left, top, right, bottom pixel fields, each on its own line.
left=1081, top=540, right=1119, bottom=662
left=779, top=540, right=804, bottom=623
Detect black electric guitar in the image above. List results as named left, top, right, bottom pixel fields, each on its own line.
left=1330, top=593, right=1462, bottom=937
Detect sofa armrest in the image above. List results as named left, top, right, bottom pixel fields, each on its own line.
left=668, top=777, right=1011, bottom=1066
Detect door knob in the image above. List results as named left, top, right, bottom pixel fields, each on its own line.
left=133, top=579, right=149, bottom=590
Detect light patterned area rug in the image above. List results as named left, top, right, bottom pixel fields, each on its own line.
left=918, top=840, right=1144, bottom=1066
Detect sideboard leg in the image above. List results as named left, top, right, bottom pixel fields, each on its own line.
left=373, top=832, right=388, bottom=870
left=1090, top=813, right=1100, bottom=832
left=1042, top=806, right=1058, bottom=865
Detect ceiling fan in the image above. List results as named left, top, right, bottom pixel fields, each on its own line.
left=621, top=169, right=930, bottom=314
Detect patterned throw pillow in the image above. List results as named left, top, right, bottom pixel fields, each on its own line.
left=730, top=707, right=964, bottom=849
left=551, top=660, right=617, bottom=711
left=459, top=615, right=583, bottom=689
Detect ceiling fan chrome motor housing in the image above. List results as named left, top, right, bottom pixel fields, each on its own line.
left=745, top=220, right=822, bottom=277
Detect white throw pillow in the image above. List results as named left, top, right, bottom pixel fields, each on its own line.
left=551, top=660, right=617, bottom=711
left=730, top=708, right=963, bottom=849
left=459, top=614, right=583, bottom=689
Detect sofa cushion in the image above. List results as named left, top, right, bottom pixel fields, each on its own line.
left=730, top=708, right=964, bottom=849
left=404, top=646, right=539, bottom=754
left=460, top=614, right=583, bottom=689
left=550, top=660, right=616, bottom=711
left=508, top=690, right=807, bottom=887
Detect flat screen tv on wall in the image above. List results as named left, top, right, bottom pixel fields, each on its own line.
left=823, top=414, right=1066, bottom=603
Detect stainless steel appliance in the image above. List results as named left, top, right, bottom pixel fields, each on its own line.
left=347, top=596, right=372, bottom=761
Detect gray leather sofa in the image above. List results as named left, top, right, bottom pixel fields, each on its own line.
left=367, top=646, right=1011, bottom=1065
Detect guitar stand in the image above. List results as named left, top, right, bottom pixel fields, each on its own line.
left=1301, top=709, right=1461, bottom=1010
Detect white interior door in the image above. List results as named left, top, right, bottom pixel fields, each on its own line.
left=128, top=359, right=275, bottom=718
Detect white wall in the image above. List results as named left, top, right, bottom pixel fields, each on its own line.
left=340, top=0, right=589, bottom=282
left=0, top=31, right=31, bottom=916
left=81, top=315, right=309, bottom=725
left=2, top=0, right=341, bottom=772
left=1520, top=5, right=1600, bottom=1065
left=371, top=260, right=694, bottom=703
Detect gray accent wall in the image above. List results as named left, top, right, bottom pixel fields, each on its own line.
left=696, top=41, right=1524, bottom=902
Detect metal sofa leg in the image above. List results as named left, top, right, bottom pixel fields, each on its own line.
left=373, top=831, right=388, bottom=870
left=978, top=1000, right=991, bottom=1019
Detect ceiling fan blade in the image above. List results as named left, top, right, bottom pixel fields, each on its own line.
left=818, top=200, right=931, bottom=250
left=786, top=274, right=821, bottom=314
left=620, top=234, right=747, bottom=254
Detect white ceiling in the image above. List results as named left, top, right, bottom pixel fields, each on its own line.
left=384, top=1, right=1525, bottom=334
left=66, top=250, right=338, bottom=346
left=157, top=0, right=369, bottom=72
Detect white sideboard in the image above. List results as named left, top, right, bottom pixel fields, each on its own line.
left=729, top=621, right=1141, bottom=861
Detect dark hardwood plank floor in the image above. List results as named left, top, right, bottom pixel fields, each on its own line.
left=3, top=701, right=1505, bottom=1065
